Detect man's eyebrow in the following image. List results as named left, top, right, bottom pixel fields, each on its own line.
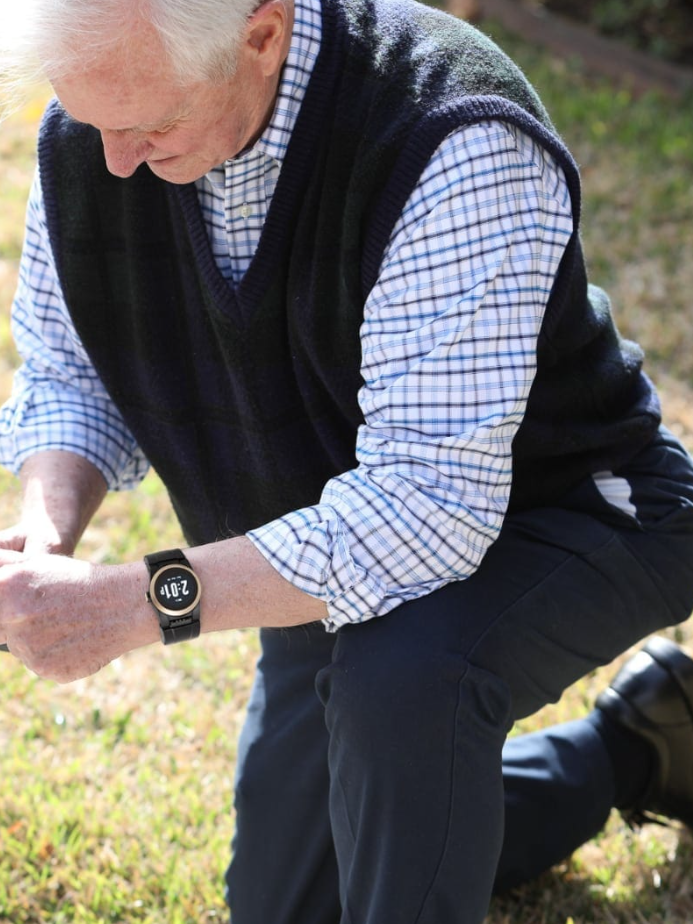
left=123, top=114, right=181, bottom=133
left=110, top=106, right=193, bottom=133
left=63, top=111, right=181, bottom=133
left=136, top=112, right=186, bottom=131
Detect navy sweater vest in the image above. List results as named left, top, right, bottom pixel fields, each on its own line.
left=38, top=0, right=660, bottom=546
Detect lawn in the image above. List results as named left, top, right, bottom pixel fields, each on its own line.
left=1, top=14, right=693, bottom=924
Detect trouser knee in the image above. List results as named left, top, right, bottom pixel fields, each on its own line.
left=316, top=601, right=513, bottom=758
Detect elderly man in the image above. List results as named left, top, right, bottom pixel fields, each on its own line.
left=2, top=0, right=693, bottom=920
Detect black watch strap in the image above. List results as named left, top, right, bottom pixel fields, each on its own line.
left=144, top=549, right=201, bottom=645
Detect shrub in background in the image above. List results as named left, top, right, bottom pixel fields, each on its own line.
left=540, top=0, right=693, bottom=65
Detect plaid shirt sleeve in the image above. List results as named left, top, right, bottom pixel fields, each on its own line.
left=248, top=121, right=575, bottom=630
left=0, top=120, right=573, bottom=631
left=0, top=169, right=150, bottom=489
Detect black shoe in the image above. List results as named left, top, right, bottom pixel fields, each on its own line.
left=596, top=635, right=693, bottom=828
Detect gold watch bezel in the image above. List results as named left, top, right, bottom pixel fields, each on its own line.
left=147, top=563, right=202, bottom=619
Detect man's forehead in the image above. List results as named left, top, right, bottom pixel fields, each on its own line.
left=49, top=14, right=193, bottom=125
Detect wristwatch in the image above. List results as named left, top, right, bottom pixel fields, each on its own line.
left=144, top=549, right=201, bottom=645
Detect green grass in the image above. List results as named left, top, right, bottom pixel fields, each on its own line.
left=486, top=23, right=693, bottom=392
left=1, top=22, right=693, bottom=923
left=0, top=626, right=251, bottom=923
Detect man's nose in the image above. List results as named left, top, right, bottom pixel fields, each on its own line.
left=100, top=130, right=152, bottom=178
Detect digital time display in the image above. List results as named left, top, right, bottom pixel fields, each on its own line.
left=157, top=575, right=191, bottom=605
left=151, top=565, right=201, bottom=616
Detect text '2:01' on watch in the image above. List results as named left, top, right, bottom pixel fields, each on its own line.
left=144, top=549, right=201, bottom=645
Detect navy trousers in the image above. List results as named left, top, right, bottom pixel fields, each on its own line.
left=226, top=429, right=693, bottom=924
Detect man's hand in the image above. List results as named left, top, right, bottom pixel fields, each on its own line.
left=0, top=443, right=328, bottom=680
left=0, top=551, right=157, bottom=683
left=0, top=520, right=71, bottom=557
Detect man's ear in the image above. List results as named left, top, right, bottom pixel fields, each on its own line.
left=244, top=0, right=291, bottom=77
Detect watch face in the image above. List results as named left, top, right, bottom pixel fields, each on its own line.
left=150, top=564, right=201, bottom=617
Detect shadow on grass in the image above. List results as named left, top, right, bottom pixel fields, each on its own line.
left=488, top=828, right=693, bottom=923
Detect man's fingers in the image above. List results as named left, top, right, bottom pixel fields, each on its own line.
left=0, top=548, right=25, bottom=565
left=0, top=534, right=25, bottom=553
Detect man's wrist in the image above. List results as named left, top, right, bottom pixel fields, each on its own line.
left=95, top=560, right=163, bottom=652
left=144, top=549, right=202, bottom=645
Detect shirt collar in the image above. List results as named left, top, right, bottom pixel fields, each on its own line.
left=207, top=0, right=322, bottom=174
left=203, top=0, right=322, bottom=189
left=255, top=0, right=322, bottom=163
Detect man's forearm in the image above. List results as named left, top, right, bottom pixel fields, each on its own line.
left=15, top=451, right=327, bottom=627
left=14, top=449, right=108, bottom=556
left=0, top=534, right=327, bottom=680
left=187, top=536, right=328, bottom=634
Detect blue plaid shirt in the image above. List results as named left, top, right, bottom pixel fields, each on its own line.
left=0, top=0, right=574, bottom=629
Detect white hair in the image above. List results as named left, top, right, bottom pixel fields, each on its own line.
left=1, top=0, right=260, bottom=112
